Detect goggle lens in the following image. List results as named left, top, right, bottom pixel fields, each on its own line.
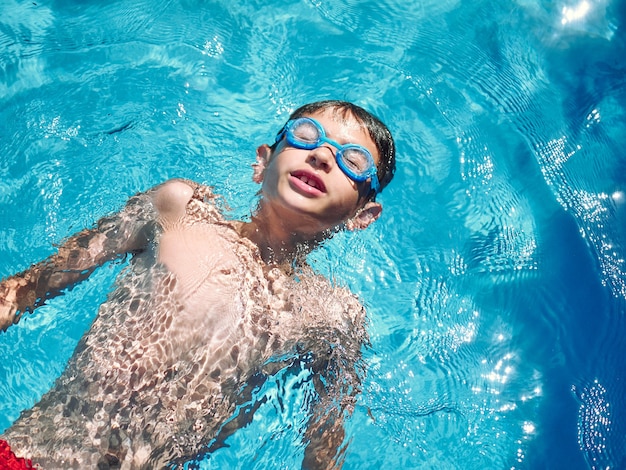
left=289, top=119, right=320, bottom=145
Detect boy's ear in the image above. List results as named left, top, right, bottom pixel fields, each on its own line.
left=345, top=202, right=383, bottom=231
left=252, top=144, right=272, bottom=183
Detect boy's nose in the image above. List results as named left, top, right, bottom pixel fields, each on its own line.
left=307, top=145, right=335, bottom=171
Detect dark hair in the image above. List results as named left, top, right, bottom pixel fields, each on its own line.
left=276, top=100, right=396, bottom=195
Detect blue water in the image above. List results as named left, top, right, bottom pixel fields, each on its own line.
left=1, top=0, right=625, bottom=468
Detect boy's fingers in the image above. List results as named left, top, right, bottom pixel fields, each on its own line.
left=0, top=300, right=19, bottom=332
left=0, top=282, right=20, bottom=332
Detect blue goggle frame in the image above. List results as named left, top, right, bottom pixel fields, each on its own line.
left=275, top=117, right=380, bottom=194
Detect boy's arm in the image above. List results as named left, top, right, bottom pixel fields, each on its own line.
left=302, top=322, right=367, bottom=470
left=0, top=187, right=159, bottom=332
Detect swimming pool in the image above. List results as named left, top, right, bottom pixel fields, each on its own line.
left=1, top=0, right=625, bottom=467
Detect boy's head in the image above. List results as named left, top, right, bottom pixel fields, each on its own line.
left=283, top=100, right=396, bottom=197
left=253, top=100, right=395, bottom=235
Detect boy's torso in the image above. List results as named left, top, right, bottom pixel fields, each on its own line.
left=3, top=182, right=366, bottom=469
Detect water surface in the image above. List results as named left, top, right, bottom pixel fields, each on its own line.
left=1, top=0, right=625, bottom=468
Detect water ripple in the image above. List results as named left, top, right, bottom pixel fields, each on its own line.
left=575, top=379, right=613, bottom=469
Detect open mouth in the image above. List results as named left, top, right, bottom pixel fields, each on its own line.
left=291, top=170, right=326, bottom=193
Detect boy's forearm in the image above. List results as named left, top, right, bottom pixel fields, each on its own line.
left=303, top=406, right=346, bottom=470
left=3, top=228, right=112, bottom=313
left=0, top=228, right=110, bottom=332
left=303, top=353, right=362, bottom=469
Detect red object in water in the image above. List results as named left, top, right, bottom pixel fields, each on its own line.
left=0, top=440, right=35, bottom=469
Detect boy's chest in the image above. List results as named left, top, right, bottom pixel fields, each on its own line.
left=155, top=222, right=247, bottom=332
left=158, top=223, right=238, bottom=287
left=150, top=219, right=357, bottom=358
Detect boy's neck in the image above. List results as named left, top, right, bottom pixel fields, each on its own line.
left=236, top=213, right=325, bottom=266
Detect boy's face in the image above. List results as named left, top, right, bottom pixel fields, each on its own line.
left=255, top=108, right=382, bottom=236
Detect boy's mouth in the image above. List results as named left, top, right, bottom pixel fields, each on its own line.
left=291, top=170, right=326, bottom=193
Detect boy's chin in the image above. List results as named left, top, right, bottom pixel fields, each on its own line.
left=280, top=206, right=348, bottom=235
left=262, top=192, right=354, bottom=232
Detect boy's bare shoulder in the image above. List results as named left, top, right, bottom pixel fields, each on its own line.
left=152, top=179, right=219, bottom=223
left=153, top=179, right=195, bottom=219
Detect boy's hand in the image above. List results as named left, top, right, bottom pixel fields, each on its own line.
left=0, top=278, right=26, bottom=332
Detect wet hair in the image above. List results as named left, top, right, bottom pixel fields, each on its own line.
left=274, top=100, right=396, bottom=196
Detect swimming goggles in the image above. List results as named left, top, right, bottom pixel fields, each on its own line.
left=275, top=117, right=380, bottom=194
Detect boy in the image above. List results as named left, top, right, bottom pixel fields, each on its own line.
left=0, top=100, right=396, bottom=469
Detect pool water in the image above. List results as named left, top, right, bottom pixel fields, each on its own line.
left=1, top=0, right=625, bottom=468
